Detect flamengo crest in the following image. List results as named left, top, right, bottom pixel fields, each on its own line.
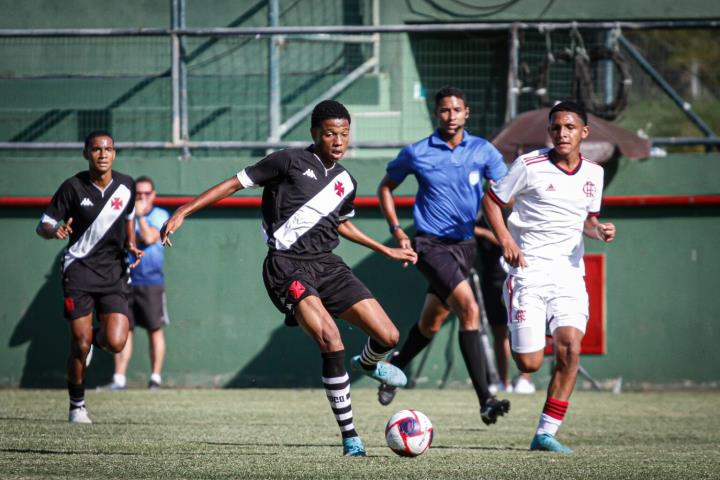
left=583, top=181, right=596, bottom=198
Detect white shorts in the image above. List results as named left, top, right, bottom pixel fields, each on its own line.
left=503, top=269, right=588, bottom=354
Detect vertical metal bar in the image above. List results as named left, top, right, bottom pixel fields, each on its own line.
left=268, top=0, right=281, bottom=142
left=372, top=0, right=380, bottom=74
left=179, top=0, right=189, bottom=144
left=604, top=29, right=614, bottom=105
left=505, top=24, right=519, bottom=123
left=170, top=0, right=180, bottom=144
left=619, top=35, right=716, bottom=138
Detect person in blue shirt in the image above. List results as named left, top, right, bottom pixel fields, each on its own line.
left=377, top=86, right=511, bottom=425
left=102, top=176, right=170, bottom=390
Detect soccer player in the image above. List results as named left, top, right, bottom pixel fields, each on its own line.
left=102, top=176, right=170, bottom=390
left=482, top=100, right=616, bottom=453
left=36, top=131, right=142, bottom=423
left=160, top=100, right=417, bottom=457
left=376, top=86, right=511, bottom=426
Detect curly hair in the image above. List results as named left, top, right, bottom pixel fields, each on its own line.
left=311, top=100, right=351, bottom=128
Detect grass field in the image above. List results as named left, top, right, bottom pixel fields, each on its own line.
left=1, top=388, right=719, bottom=479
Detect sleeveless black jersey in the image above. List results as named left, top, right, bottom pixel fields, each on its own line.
left=237, top=146, right=357, bottom=256
left=41, top=171, right=136, bottom=292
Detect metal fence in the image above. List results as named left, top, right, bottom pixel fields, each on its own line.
left=0, top=14, right=718, bottom=153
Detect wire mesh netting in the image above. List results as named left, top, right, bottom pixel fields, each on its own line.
left=0, top=22, right=717, bottom=148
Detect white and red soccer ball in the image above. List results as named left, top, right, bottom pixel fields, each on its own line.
left=385, top=409, right=433, bottom=457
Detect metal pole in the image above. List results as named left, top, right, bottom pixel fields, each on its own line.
left=1, top=20, right=719, bottom=37
left=268, top=0, right=281, bottom=143
left=372, top=0, right=380, bottom=74
left=619, top=35, right=716, bottom=138
left=604, top=29, right=614, bottom=105
left=170, top=0, right=180, bottom=144
left=179, top=0, right=189, bottom=150
left=505, top=24, right=519, bottom=123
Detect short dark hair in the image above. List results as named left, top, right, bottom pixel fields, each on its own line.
left=548, top=101, right=588, bottom=125
left=135, top=175, right=155, bottom=190
left=311, top=100, right=351, bottom=128
left=435, top=86, right=467, bottom=107
left=83, top=130, right=114, bottom=150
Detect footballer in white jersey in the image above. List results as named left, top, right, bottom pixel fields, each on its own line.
left=486, top=147, right=604, bottom=277
left=482, top=101, right=615, bottom=455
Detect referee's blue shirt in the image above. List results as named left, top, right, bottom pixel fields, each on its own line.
left=387, top=130, right=507, bottom=240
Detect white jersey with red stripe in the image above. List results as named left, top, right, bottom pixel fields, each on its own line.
left=488, top=148, right=604, bottom=276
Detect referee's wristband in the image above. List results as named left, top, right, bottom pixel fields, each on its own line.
left=389, top=224, right=403, bottom=234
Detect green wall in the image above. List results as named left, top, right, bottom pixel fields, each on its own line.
left=1, top=1, right=719, bottom=389
left=1, top=152, right=719, bottom=388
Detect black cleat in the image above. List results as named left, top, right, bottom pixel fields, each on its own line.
left=480, top=397, right=511, bottom=425
left=377, top=383, right=397, bottom=406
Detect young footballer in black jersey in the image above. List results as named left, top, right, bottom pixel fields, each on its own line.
left=161, top=100, right=417, bottom=456
left=37, top=131, right=143, bottom=423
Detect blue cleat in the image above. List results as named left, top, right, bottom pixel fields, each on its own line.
left=530, top=433, right=573, bottom=454
left=342, top=436, right=367, bottom=457
left=350, top=356, right=407, bottom=388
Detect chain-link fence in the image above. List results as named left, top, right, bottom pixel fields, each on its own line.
left=0, top=19, right=717, bottom=151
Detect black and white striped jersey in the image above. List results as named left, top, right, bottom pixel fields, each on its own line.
left=237, top=146, right=357, bottom=256
left=41, top=171, right=136, bottom=292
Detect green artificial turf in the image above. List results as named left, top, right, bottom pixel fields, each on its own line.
left=1, top=388, right=719, bottom=479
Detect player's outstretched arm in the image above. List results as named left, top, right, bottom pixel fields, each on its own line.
left=36, top=217, right=73, bottom=240
left=161, top=176, right=242, bottom=246
left=337, top=220, right=417, bottom=266
left=481, top=195, right=527, bottom=268
left=584, top=216, right=616, bottom=242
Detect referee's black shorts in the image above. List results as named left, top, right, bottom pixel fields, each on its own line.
left=263, top=251, right=374, bottom=326
left=413, top=234, right=476, bottom=305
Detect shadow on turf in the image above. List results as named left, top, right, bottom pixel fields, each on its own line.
left=8, top=251, right=114, bottom=388
left=198, top=441, right=527, bottom=452
left=0, top=448, right=138, bottom=456
left=224, top=235, right=426, bottom=388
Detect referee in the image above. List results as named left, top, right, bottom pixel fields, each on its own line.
left=376, top=87, right=511, bottom=426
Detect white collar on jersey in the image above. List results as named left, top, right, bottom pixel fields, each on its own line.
left=91, top=177, right=114, bottom=197
left=313, top=153, right=336, bottom=177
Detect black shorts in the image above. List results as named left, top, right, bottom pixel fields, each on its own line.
left=263, top=251, right=374, bottom=326
left=480, top=276, right=506, bottom=326
left=128, top=285, right=170, bottom=331
left=63, top=289, right=129, bottom=320
left=414, top=234, right=476, bottom=304
left=476, top=238, right=507, bottom=327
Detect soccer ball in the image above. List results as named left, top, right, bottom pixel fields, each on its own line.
left=385, top=409, right=433, bottom=457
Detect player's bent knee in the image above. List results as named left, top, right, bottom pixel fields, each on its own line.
left=513, top=352, right=544, bottom=373
left=375, top=326, right=400, bottom=348
left=72, top=337, right=92, bottom=357
left=317, top=330, right=343, bottom=352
